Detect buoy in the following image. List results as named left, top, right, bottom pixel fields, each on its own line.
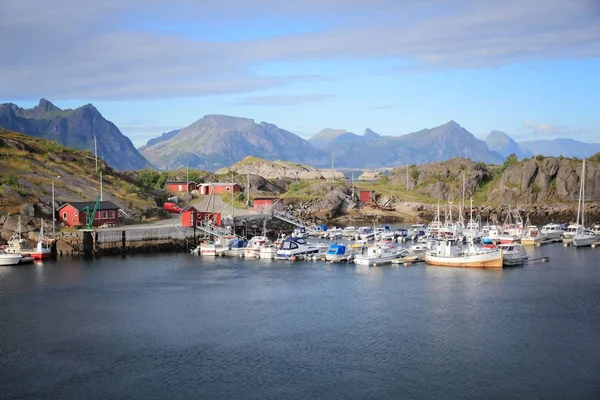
left=291, top=255, right=296, bottom=261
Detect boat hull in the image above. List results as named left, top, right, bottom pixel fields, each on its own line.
left=0, top=255, right=23, bottom=266
left=572, top=235, right=598, bottom=248
left=425, top=251, right=503, bottom=268
left=354, top=253, right=403, bottom=266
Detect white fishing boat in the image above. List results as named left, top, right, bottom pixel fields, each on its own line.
left=30, top=219, right=52, bottom=259
left=425, top=238, right=504, bottom=268
left=354, top=242, right=408, bottom=266
left=497, top=243, right=528, bottom=266
left=572, top=158, right=598, bottom=248
left=275, top=237, right=323, bottom=260
left=563, top=223, right=582, bottom=239
left=540, top=223, right=566, bottom=239
left=243, top=236, right=270, bottom=259
left=194, top=235, right=238, bottom=256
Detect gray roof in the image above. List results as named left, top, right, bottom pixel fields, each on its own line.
left=58, top=201, right=120, bottom=211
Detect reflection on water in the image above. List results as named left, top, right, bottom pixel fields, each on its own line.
left=0, top=243, right=599, bottom=400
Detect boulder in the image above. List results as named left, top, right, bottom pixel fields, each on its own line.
left=20, top=203, right=35, bottom=217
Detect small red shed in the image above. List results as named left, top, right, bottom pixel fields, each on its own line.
left=165, top=181, right=197, bottom=193
left=180, top=205, right=199, bottom=227
left=358, top=190, right=374, bottom=203
left=253, top=198, right=284, bottom=213
left=198, top=183, right=241, bottom=195
left=57, top=201, right=120, bottom=228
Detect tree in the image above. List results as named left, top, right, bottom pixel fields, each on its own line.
left=502, top=154, right=519, bottom=171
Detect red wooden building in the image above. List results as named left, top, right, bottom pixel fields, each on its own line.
left=358, top=190, right=375, bottom=203
left=198, top=183, right=240, bottom=195
left=253, top=198, right=284, bottom=214
left=165, top=181, right=197, bottom=193
left=57, top=201, right=120, bottom=228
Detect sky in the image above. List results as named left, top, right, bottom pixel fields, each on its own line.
left=1, top=0, right=599, bottom=147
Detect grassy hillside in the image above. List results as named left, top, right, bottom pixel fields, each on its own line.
left=0, top=129, right=165, bottom=217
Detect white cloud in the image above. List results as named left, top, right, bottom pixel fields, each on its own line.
left=0, top=0, right=598, bottom=100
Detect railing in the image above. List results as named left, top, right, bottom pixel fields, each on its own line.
left=96, top=226, right=196, bottom=243
left=272, top=210, right=317, bottom=232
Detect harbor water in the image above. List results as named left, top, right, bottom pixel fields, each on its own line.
left=1, top=243, right=599, bottom=399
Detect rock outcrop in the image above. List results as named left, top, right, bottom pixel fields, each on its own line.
left=217, top=156, right=345, bottom=180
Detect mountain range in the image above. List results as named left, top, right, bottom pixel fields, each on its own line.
left=0, top=99, right=152, bottom=171
left=1, top=99, right=598, bottom=172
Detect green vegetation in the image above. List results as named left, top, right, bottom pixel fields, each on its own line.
left=0, top=172, right=19, bottom=188
left=501, top=153, right=519, bottom=172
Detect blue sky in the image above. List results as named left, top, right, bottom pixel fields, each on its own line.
left=1, top=0, right=599, bottom=147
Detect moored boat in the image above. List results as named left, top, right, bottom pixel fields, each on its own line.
left=425, top=238, right=503, bottom=268
left=325, top=244, right=355, bottom=262
left=497, top=243, right=528, bottom=266
left=0, top=250, right=24, bottom=266
left=540, top=222, right=566, bottom=239
left=354, top=242, right=408, bottom=266
left=243, top=236, right=270, bottom=259
left=275, top=237, right=322, bottom=260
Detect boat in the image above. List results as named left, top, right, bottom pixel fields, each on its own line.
left=591, top=223, right=600, bottom=236
left=572, top=158, right=598, bottom=248
left=497, top=243, right=528, bottom=266
left=258, top=245, right=277, bottom=259
left=196, top=235, right=238, bottom=256
left=0, top=250, right=23, bottom=266
left=424, top=238, right=504, bottom=268
left=29, top=219, right=52, bottom=259
left=325, top=244, right=355, bottom=262
left=354, top=242, right=408, bottom=266
left=4, top=215, right=36, bottom=257
left=357, top=227, right=375, bottom=240
left=325, top=227, right=343, bottom=239
left=292, top=226, right=309, bottom=239
left=520, top=219, right=543, bottom=246
left=342, top=226, right=358, bottom=237
left=275, top=237, right=323, bottom=260
left=563, top=223, right=583, bottom=239
left=243, top=235, right=270, bottom=259
left=540, top=223, right=566, bottom=239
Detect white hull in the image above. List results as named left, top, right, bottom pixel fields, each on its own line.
left=572, top=234, right=598, bottom=247
left=259, top=247, right=277, bottom=259
left=0, top=254, right=23, bottom=266
left=354, top=252, right=404, bottom=266
left=425, top=250, right=503, bottom=268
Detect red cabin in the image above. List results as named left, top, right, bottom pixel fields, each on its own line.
left=198, top=183, right=240, bottom=195
left=57, top=201, right=120, bottom=228
left=165, top=181, right=197, bottom=193
left=253, top=198, right=284, bottom=213
left=181, top=207, right=222, bottom=227
left=358, top=190, right=374, bottom=203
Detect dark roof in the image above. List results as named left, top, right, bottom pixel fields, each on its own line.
left=253, top=197, right=279, bottom=201
left=58, top=201, right=120, bottom=211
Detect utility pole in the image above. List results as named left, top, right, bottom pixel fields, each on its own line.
left=406, top=164, right=409, bottom=191
left=94, top=135, right=98, bottom=173
left=246, top=172, right=250, bottom=209
left=351, top=171, right=354, bottom=200
left=52, top=175, right=60, bottom=237
left=186, top=161, right=189, bottom=192
left=231, top=173, right=234, bottom=220
left=100, top=170, right=103, bottom=201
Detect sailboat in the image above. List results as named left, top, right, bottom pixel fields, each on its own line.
left=572, top=158, right=598, bottom=247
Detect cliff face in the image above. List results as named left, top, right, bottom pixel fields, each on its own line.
left=488, top=157, right=600, bottom=204
left=388, top=158, right=493, bottom=201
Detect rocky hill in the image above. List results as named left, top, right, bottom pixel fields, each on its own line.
left=0, top=129, right=168, bottom=235
left=0, top=99, right=153, bottom=171
left=140, top=115, right=329, bottom=171
left=216, top=156, right=345, bottom=180
left=386, top=155, right=600, bottom=206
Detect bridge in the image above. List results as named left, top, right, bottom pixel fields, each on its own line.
left=271, top=210, right=319, bottom=234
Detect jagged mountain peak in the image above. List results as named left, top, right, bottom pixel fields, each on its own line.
left=363, top=128, right=381, bottom=139
left=36, top=98, right=60, bottom=113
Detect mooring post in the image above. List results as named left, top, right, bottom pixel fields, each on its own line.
left=121, top=231, right=126, bottom=253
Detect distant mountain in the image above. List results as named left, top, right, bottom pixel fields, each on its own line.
left=140, top=114, right=329, bottom=171
left=140, top=129, right=181, bottom=149
left=485, top=130, right=531, bottom=159
left=308, top=128, right=350, bottom=149
left=319, top=121, right=504, bottom=167
left=0, top=99, right=153, bottom=171
left=518, top=138, right=600, bottom=158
